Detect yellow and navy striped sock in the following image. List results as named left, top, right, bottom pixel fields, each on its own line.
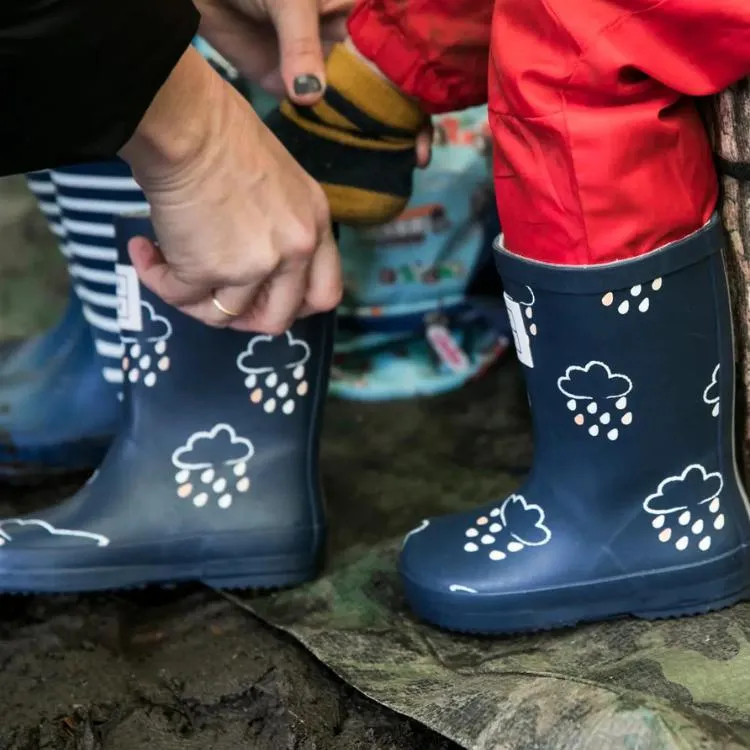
left=265, top=44, right=426, bottom=226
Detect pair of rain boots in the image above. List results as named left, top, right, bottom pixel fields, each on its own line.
left=0, top=216, right=333, bottom=591
left=2, top=211, right=749, bottom=637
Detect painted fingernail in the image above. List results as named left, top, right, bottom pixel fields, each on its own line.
left=293, top=74, right=323, bottom=96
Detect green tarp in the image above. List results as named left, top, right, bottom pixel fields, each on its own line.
left=231, top=372, right=750, bottom=750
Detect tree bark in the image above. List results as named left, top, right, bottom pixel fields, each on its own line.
left=704, top=79, right=750, bottom=482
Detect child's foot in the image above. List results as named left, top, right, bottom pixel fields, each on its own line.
left=266, top=43, right=426, bottom=225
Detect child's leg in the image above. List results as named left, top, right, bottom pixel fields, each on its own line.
left=26, top=171, right=65, bottom=245
left=348, top=0, right=493, bottom=113
left=399, top=0, right=750, bottom=634
left=52, top=160, right=148, bottom=391
left=489, top=0, right=750, bottom=264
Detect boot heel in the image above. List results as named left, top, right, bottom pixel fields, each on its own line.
left=632, top=561, right=750, bottom=620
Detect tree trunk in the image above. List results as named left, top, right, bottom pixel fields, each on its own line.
left=704, top=79, right=750, bottom=483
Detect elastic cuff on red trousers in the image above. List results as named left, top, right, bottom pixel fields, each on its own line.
left=347, top=5, right=473, bottom=115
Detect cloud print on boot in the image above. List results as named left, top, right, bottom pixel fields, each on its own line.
left=500, top=494, right=551, bottom=545
left=172, top=424, right=255, bottom=470
left=121, top=301, right=172, bottom=343
left=0, top=519, right=109, bottom=547
left=643, top=464, right=724, bottom=514
left=703, top=364, right=720, bottom=417
left=557, top=361, right=632, bottom=401
left=237, top=331, right=310, bottom=375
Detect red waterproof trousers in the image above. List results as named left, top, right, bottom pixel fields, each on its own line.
left=348, top=0, right=750, bottom=265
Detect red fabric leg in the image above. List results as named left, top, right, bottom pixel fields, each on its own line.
left=347, top=0, right=493, bottom=114
left=490, top=0, right=750, bottom=265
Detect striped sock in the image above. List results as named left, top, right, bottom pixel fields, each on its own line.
left=51, top=160, right=148, bottom=391
left=25, top=171, right=69, bottom=255
left=266, top=43, right=426, bottom=226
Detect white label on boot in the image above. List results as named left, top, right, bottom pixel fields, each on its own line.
left=504, top=292, right=534, bottom=368
left=115, top=263, right=143, bottom=333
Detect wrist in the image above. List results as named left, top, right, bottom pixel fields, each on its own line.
left=119, top=46, right=229, bottom=187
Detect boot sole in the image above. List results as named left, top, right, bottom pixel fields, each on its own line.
left=402, top=546, right=750, bottom=634
left=0, top=553, right=320, bottom=594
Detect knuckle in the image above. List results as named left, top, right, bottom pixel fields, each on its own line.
left=283, top=35, right=321, bottom=59
left=255, top=249, right=282, bottom=276
left=285, top=221, right=319, bottom=258
left=216, top=249, right=278, bottom=282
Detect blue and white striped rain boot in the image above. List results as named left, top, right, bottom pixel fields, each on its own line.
left=0, top=171, right=121, bottom=480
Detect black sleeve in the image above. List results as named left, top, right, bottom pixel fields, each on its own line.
left=0, top=0, right=200, bottom=176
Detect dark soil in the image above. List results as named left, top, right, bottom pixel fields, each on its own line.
left=0, top=477, right=457, bottom=750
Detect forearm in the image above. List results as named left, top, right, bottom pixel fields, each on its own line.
left=121, top=45, right=271, bottom=207
left=0, top=0, right=199, bottom=176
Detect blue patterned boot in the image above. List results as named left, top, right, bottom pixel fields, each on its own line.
left=400, top=215, right=750, bottom=633
left=0, top=215, right=333, bottom=592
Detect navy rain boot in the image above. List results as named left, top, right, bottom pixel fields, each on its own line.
left=0, top=215, right=334, bottom=592
left=400, top=215, right=750, bottom=633
left=0, top=293, right=121, bottom=480
left=0, top=172, right=121, bottom=480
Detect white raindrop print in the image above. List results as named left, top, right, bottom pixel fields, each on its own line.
left=557, top=362, right=633, bottom=440
left=643, top=464, right=725, bottom=556
left=171, top=424, right=255, bottom=511
left=237, top=330, right=311, bottom=416
left=461, top=494, right=552, bottom=562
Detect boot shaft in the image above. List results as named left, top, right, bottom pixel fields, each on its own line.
left=498, top=217, right=743, bottom=522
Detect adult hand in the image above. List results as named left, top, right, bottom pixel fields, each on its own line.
left=196, top=0, right=352, bottom=102
left=120, top=47, right=342, bottom=334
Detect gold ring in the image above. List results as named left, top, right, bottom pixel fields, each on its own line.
left=211, top=291, right=240, bottom=318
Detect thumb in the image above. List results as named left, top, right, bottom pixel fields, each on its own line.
left=267, top=0, right=326, bottom=105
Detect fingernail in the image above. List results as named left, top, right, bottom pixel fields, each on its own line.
left=293, top=74, right=323, bottom=96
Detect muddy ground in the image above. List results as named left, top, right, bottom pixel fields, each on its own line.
left=0, top=489, right=455, bottom=750
left=0, top=176, right=460, bottom=750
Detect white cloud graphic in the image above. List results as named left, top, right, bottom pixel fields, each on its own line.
left=448, top=584, right=478, bottom=593
left=140, top=301, right=172, bottom=342
left=557, top=361, right=632, bottom=401
left=643, top=464, right=724, bottom=515
left=172, top=423, right=255, bottom=470
left=121, top=301, right=172, bottom=343
left=509, top=285, right=535, bottom=307
left=500, top=494, right=552, bottom=546
left=0, top=519, right=109, bottom=547
left=237, top=331, right=310, bottom=375
left=703, top=364, right=720, bottom=414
